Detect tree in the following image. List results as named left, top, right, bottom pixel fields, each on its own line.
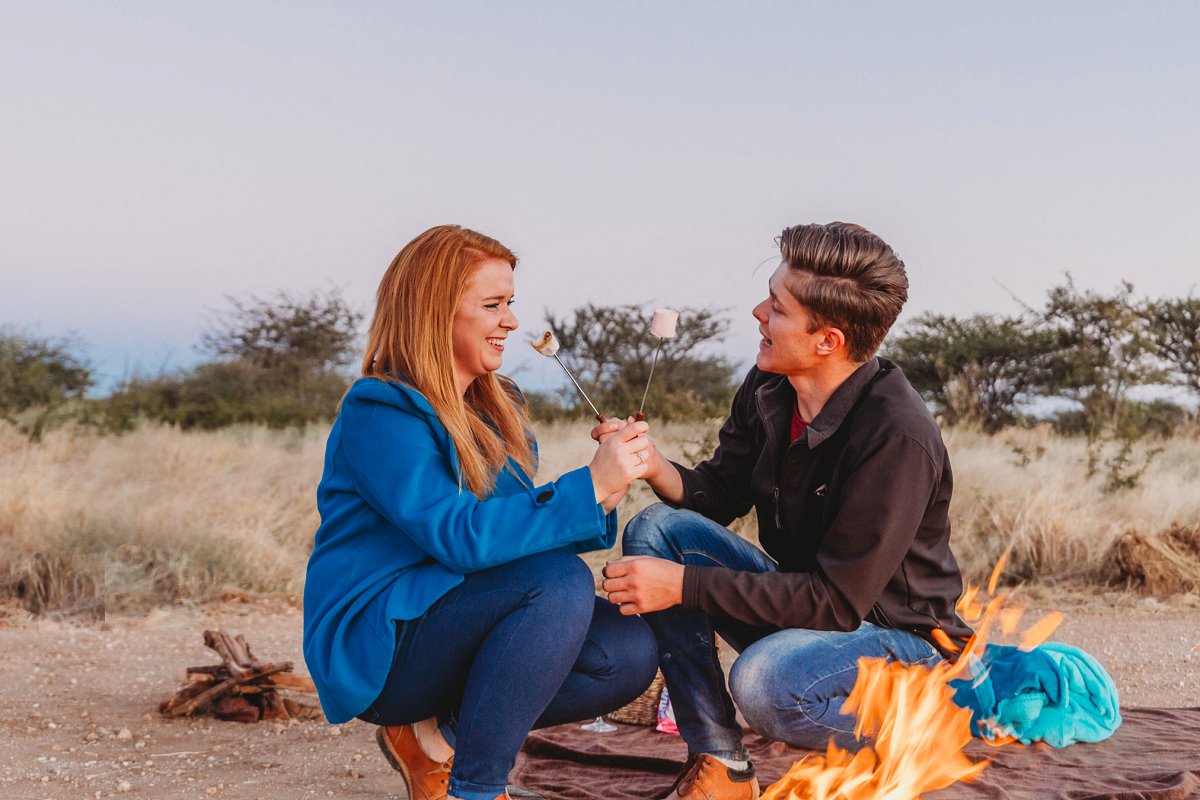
left=107, top=288, right=363, bottom=430
left=1144, top=296, right=1200, bottom=398
left=1038, top=278, right=1161, bottom=436
left=884, top=313, right=1057, bottom=432
left=201, top=288, right=360, bottom=373
left=0, top=328, right=93, bottom=439
left=543, top=304, right=738, bottom=420
left=199, top=287, right=362, bottom=423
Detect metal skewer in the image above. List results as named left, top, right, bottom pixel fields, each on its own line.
left=551, top=352, right=606, bottom=423
left=531, top=330, right=606, bottom=422
left=635, top=309, right=679, bottom=423
left=635, top=340, right=663, bottom=422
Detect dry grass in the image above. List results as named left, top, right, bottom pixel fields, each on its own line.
left=0, top=423, right=324, bottom=616
left=945, top=426, right=1200, bottom=585
left=2, top=419, right=1198, bottom=616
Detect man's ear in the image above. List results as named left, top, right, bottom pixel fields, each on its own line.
left=815, top=326, right=846, bottom=357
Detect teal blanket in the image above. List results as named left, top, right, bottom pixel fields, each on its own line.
left=949, top=642, right=1122, bottom=747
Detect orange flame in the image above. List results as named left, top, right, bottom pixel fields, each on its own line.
left=760, top=658, right=986, bottom=800
left=761, top=557, right=1062, bottom=800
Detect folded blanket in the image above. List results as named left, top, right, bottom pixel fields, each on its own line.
left=950, top=641, right=1122, bottom=747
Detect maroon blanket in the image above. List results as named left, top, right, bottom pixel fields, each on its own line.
left=511, top=707, right=1200, bottom=799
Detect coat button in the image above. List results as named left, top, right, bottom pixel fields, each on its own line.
left=537, top=490, right=554, bottom=503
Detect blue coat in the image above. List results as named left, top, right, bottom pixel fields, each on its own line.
left=302, top=377, right=616, bottom=723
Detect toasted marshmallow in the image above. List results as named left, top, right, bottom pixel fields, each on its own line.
left=531, top=330, right=560, bottom=356
left=650, top=309, right=679, bottom=339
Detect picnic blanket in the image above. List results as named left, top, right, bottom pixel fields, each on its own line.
left=510, top=707, right=1200, bottom=799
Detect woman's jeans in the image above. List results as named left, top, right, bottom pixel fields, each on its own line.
left=622, top=503, right=942, bottom=756
left=357, top=550, right=658, bottom=800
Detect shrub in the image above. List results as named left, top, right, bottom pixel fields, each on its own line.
left=0, top=328, right=93, bottom=440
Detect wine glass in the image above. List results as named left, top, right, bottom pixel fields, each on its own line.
left=580, top=716, right=617, bottom=733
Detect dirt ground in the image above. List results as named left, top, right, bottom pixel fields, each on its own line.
left=1, top=593, right=1197, bottom=800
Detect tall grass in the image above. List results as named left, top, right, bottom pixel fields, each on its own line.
left=945, top=425, right=1200, bottom=584
left=2, top=419, right=1197, bottom=616
left=0, top=423, right=324, bottom=615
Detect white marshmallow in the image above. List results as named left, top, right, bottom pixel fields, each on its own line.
left=531, top=330, right=560, bottom=356
left=650, top=309, right=679, bottom=339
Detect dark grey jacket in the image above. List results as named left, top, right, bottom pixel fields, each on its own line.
left=671, top=357, right=973, bottom=653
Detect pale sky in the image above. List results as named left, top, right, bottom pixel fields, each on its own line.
left=2, top=2, right=1198, bottom=393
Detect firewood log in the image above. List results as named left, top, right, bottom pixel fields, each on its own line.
left=214, top=695, right=261, bottom=723
left=160, top=630, right=323, bottom=722
left=260, top=689, right=289, bottom=721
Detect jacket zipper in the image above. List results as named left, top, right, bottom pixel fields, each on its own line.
left=774, top=487, right=781, bottom=528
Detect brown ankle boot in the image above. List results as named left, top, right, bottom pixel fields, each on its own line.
left=659, top=754, right=760, bottom=800
left=376, top=723, right=453, bottom=800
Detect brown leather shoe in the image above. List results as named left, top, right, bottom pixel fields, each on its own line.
left=659, top=754, right=760, bottom=800
left=376, top=723, right=453, bottom=800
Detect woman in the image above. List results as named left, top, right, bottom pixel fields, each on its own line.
left=303, top=225, right=659, bottom=800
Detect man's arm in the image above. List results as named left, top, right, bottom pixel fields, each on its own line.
left=631, top=437, right=686, bottom=503
left=606, top=433, right=940, bottom=630
left=687, top=433, right=940, bottom=629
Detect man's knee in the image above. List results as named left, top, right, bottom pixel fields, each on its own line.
left=729, top=636, right=858, bottom=749
left=621, top=503, right=685, bottom=560
left=728, top=646, right=791, bottom=739
left=619, top=503, right=700, bottom=561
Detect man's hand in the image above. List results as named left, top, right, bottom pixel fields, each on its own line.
left=602, top=555, right=684, bottom=615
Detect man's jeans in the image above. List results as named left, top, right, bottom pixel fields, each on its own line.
left=623, top=503, right=942, bottom=755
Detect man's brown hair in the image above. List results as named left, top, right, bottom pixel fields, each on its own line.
left=778, top=222, right=909, bottom=362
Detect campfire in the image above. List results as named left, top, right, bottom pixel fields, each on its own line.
left=762, top=554, right=1062, bottom=800
left=159, top=630, right=323, bottom=723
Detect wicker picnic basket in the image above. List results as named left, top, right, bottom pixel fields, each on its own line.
left=606, top=670, right=665, bottom=726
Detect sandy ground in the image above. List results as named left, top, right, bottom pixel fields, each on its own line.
left=1, top=594, right=1197, bottom=800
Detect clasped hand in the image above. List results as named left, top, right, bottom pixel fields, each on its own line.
left=588, top=420, right=651, bottom=512
left=589, top=415, right=683, bottom=612
left=591, top=416, right=666, bottom=481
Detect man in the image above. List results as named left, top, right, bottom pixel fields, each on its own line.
left=597, top=222, right=973, bottom=800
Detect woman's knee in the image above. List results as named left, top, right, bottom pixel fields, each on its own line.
left=496, top=550, right=595, bottom=618
left=616, top=614, right=660, bottom=689
left=575, top=602, right=659, bottom=695
left=589, top=602, right=658, bottom=669
left=601, top=614, right=660, bottom=705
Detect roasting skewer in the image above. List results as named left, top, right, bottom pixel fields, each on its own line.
left=531, top=330, right=606, bottom=422
left=635, top=309, right=679, bottom=422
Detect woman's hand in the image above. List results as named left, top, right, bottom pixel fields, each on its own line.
left=590, top=416, right=626, bottom=443
left=589, top=421, right=650, bottom=512
left=591, top=416, right=667, bottom=484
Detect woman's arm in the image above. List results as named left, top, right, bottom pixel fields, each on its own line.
left=337, top=387, right=644, bottom=573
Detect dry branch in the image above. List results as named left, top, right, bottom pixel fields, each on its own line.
left=158, top=629, right=323, bottom=723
